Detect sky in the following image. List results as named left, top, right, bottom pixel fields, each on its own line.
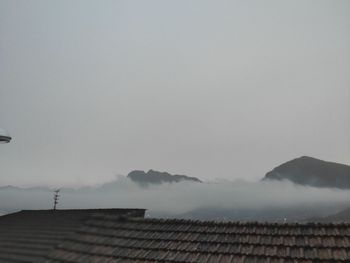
left=0, top=0, right=349, bottom=187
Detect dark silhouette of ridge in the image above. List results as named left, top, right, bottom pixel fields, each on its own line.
left=319, top=207, right=350, bottom=222
left=263, top=156, right=350, bottom=189
left=127, top=169, right=201, bottom=185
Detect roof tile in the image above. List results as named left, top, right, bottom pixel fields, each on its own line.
left=3, top=210, right=350, bottom=262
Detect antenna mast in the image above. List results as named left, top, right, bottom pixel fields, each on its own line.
left=53, top=189, right=60, bottom=210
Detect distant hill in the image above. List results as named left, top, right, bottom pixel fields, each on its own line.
left=317, top=207, right=350, bottom=222
left=156, top=205, right=338, bottom=222
left=263, top=156, right=350, bottom=189
left=127, top=169, right=201, bottom=185
left=0, top=185, right=22, bottom=190
left=306, top=207, right=350, bottom=223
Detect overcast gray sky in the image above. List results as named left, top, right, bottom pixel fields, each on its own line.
left=0, top=0, right=349, bottom=187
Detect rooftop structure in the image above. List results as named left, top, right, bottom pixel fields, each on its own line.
left=0, top=209, right=145, bottom=262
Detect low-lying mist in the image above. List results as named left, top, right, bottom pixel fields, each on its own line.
left=1, top=177, right=349, bottom=221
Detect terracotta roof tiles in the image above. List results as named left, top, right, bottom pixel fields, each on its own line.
left=45, top=214, right=350, bottom=262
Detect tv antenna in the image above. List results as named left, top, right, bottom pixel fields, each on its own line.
left=53, top=189, right=60, bottom=210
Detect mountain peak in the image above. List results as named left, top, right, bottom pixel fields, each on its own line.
left=263, top=156, right=350, bottom=189
left=127, top=170, right=201, bottom=185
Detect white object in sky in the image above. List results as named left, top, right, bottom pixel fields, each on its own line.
left=0, top=128, right=11, bottom=143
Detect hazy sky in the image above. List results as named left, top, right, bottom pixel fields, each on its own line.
left=0, top=0, right=349, bottom=187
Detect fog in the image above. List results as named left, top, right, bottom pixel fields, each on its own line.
left=1, top=178, right=349, bottom=221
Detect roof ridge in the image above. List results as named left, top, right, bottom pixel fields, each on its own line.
left=85, top=214, right=350, bottom=227
left=19, top=208, right=145, bottom=212
left=83, top=218, right=350, bottom=228
left=138, top=217, right=350, bottom=226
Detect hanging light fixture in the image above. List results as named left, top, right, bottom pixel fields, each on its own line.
left=0, top=128, right=11, bottom=143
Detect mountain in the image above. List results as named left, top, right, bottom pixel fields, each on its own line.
left=0, top=185, right=22, bottom=190
left=127, top=169, right=201, bottom=185
left=307, top=207, right=350, bottom=222
left=155, top=205, right=340, bottom=222
left=263, top=156, right=350, bottom=189
left=317, top=207, right=350, bottom=222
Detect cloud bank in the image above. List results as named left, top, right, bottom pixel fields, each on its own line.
left=1, top=177, right=349, bottom=221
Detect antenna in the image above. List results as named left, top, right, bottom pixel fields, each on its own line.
left=53, top=189, right=60, bottom=210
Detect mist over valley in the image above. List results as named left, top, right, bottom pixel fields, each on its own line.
left=1, top=156, right=350, bottom=222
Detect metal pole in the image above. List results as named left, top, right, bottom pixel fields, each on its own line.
left=53, top=189, right=60, bottom=210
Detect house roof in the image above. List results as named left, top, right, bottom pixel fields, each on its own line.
left=46, top=213, right=350, bottom=263
left=0, top=209, right=145, bottom=262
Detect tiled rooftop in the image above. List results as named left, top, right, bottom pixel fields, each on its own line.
left=0, top=209, right=145, bottom=262
left=46, top=214, right=350, bottom=263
